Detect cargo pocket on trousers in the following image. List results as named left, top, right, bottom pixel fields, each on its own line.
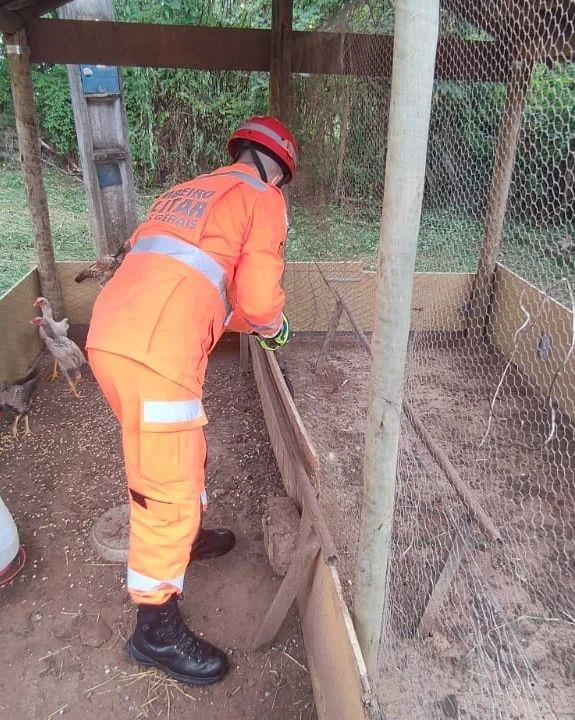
left=139, top=398, right=207, bottom=493
left=139, top=431, right=182, bottom=485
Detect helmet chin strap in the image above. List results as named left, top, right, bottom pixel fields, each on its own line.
left=249, top=146, right=268, bottom=184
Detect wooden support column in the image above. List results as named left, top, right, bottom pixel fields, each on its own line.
left=5, top=29, right=64, bottom=319
left=353, top=0, right=439, bottom=676
left=470, top=55, right=532, bottom=337
left=58, top=0, right=138, bottom=257
left=269, top=0, right=293, bottom=120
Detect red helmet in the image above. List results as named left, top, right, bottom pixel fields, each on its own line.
left=228, top=116, right=298, bottom=183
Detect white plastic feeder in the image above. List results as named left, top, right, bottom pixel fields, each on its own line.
left=0, top=495, right=25, bottom=586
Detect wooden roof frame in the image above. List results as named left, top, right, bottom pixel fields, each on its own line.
left=1, top=0, right=573, bottom=77
left=24, top=18, right=517, bottom=82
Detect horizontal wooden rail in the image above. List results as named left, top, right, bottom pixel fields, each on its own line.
left=27, top=19, right=511, bottom=81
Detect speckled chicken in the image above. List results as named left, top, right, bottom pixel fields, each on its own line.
left=0, top=367, right=40, bottom=438
left=33, top=296, right=70, bottom=380
left=74, top=239, right=131, bottom=286
left=32, top=317, right=86, bottom=398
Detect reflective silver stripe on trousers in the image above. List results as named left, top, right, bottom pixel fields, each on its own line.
left=143, top=399, right=205, bottom=425
left=240, top=121, right=297, bottom=162
left=132, top=234, right=231, bottom=316
left=127, top=568, right=185, bottom=593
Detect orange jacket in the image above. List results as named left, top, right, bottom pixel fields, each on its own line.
left=86, top=164, right=287, bottom=393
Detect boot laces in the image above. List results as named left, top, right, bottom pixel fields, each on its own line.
left=158, top=601, right=204, bottom=662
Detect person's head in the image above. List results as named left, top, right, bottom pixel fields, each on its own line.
left=228, top=116, right=298, bottom=187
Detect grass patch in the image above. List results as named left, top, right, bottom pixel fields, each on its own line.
left=1, top=164, right=572, bottom=306
left=0, top=165, right=157, bottom=295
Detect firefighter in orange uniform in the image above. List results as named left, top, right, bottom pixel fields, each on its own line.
left=86, top=117, right=296, bottom=685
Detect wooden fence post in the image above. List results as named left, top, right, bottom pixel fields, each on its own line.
left=353, top=0, right=440, bottom=676
left=269, top=0, right=293, bottom=120
left=5, top=28, right=64, bottom=319
left=470, top=54, right=532, bottom=337
left=58, top=0, right=138, bottom=257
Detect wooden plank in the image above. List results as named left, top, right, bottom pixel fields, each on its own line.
left=252, top=323, right=382, bottom=719
left=261, top=344, right=320, bottom=477
left=251, top=338, right=338, bottom=564
left=251, top=511, right=320, bottom=651
left=0, top=269, right=42, bottom=384
left=419, top=521, right=472, bottom=637
left=490, top=264, right=575, bottom=420
left=410, top=272, right=473, bottom=332
left=28, top=18, right=271, bottom=70
left=314, top=300, right=343, bottom=370
left=298, top=560, right=382, bottom=720
left=55, top=261, right=473, bottom=332
left=293, top=32, right=510, bottom=82
left=27, top=18, right=510, bottom=81
left=284, top=263, right=473, bottom=333
left=0, top=7, right=22, bottom=33
left=317, top=265, right=372, bottom=354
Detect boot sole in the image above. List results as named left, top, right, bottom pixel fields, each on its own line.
left=126, top=640, right=229, bottom=686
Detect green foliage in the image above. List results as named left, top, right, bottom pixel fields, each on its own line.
left=0, top=0, right=571, bottom=230
left=32, top=65, right=76, bottom=155
left=0, top=167, right=90, bottom=295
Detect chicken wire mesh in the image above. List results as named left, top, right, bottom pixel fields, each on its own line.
left=285, top=1, right=575, bottom=719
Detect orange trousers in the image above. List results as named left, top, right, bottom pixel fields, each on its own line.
left=89, top=349, right=207, bottom=605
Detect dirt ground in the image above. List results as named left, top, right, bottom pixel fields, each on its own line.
left=0, top=339, right=316, bottom=720
left=282, top=334, right=575, bottom=720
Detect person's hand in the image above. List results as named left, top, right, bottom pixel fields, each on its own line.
left=257, top=313, right=291, bottom=352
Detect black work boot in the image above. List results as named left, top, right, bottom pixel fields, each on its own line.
left=126, top=595, right=229, bottom=685
left=190, top=527, right=236, bottom=562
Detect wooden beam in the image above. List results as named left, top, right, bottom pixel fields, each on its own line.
left=316, top=264, right=372, bottom=355
left=0, top=7, right=22, bottom=33
left=20, top=0, right=73, bottom=21
left=5, top=28, right=64, bottom=319
left=261, top=345, right=320, bottom=477
left=403, top=401, right=501, bottom=541
left=251, top=511, right=320, bottom=651
left=418, top=521, right=472, bottom=637
left=269, top=0, right=293, bottom=119
left=293, top=32, right=511, bottom=81
left=250, top=336, right=338, bottom=566
left=314, top=299, right=343, bottom=371
left=470, top=55, right=532, bottom=338
left=27, top=18, right=512, bottom=82
left=28, top=18, right=271, bottom=70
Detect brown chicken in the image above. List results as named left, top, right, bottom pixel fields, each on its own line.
left=74, top=239, right=131, bottom=286
left=31, top=317, right=86, bottom=398
left=0, top=366, right=40, bottom=438
left=33, top=296, right=70, bottom=380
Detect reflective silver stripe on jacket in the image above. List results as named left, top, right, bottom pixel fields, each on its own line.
left=199, top=169, right=268, bottom=192
left=143, top=399, right=205, bottom=425
left=132, top=234, right=231, bottom=315
left=247, top=314, right=282, bottom=336
left=240, top=121, right=297, bottom=161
